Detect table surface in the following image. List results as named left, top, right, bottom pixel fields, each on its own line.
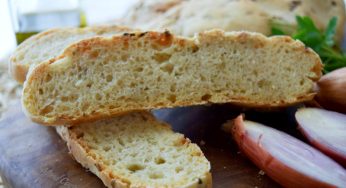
left=0, top=101, right=302, bottom=188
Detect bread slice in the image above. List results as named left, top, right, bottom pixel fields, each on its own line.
left=56, top=112, right=211, bottom=188
left=23, top=30, right=322, bottom=125
left=9, top=25, right=134, bottom=83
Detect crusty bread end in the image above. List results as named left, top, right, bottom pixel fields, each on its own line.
left=9, top=26, right=134, bottom=83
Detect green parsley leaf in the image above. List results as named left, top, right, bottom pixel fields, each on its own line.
left=324, top=17, right=337, bottom=47
left=271, top=16, right=346, bottom=73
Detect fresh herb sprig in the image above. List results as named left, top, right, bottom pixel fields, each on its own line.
left=272, top=16, right=346, bottom=73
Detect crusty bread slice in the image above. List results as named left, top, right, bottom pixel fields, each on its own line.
left=9, top=25, right=134, bottom=83
left=23, top=30, right=322, bottom=125
left=56, top=112, right=211, bottom=188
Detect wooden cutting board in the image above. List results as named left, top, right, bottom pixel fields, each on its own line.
left=0, top=101, right=302, bottom=188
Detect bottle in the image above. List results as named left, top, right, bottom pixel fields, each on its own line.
left=9, top=0, right=86, bottom=44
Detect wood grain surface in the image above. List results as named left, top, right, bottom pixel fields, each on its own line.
left=0, top=101, right=303, bottom=188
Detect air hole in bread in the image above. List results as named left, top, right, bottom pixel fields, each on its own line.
left=117, top=80, right=124, bottom=87
left=155, top=157, right=166, bottom=165
left=175, top=167, right=183, bottom=173
left=170, top=84, right=176, bottom=92
left=121, top=54, right=128, bottom=62
left=127, top=164, right=145, bottom=173
left=201, top=94, right=212, bottom=101
left=95, top=93, right=102, bottom=101
left=130, top=82, right=137, bottom=88
left=103, top=146, right=111, bottom=152
left=39, top=104, right=54, bottom=115
left=81, top=102, right=90, bottom=111
left=70, top=94, right=78, bottom=102
left=167, top=94, right=176, bottom=103
left=106, top=75, right=113, bottom=82
left=86, top=82, right=92, bottom=88
left=39, top=88, right=43, bottom=95
left=130, top=153, right=138, bottom=158
left=174, top=71, right=182, bottom=77
left=300, top=79, right=305, bottom=86
left=134, top=67, right=143, bottom=72
left=153, top=53, right=172, bottom=63
left=61, top=96, right=68, bottom=102
left=160, top=64, right=174, bottom=74
left=135, top=56, right=143, bottom=62
left=149, top=173, right=163, bottom=179
left=258, top=79, right=270, bottom=89
left=118, top=139, right=125, bottom=146
left=45, top=74, right=52, bottom=82
left=191, top=45, right=199, bottom=53
left=151, top=43, right=163, bottom=51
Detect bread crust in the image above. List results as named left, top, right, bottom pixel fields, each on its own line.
left=23, top=30, right=322, bottom=125
left=55, top=112, right=212, bottom=188
left=10, top=25, right=135, bottom=84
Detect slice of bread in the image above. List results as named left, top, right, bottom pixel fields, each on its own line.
left=23, top=30, right=322, bottom=125
left=56, top=112, right=211, bottom=188
left=9, top=25, right=134, bottom=83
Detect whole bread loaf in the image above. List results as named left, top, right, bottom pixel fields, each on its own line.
left=9, top=25, right=134, bottom=83
left=56, top=112, right=211, bottom=188
left=23, top=30, right=322, bottom=125
left=125, top=0, right=345, bottom=42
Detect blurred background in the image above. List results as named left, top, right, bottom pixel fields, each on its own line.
left=0, top=0, right=137, bottom=61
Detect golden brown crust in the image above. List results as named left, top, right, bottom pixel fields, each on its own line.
left=56, top=126, right=131, bottom=188
left=8, top=61, right=28, bottom=84
left=23, top=30, right=322, bottom=125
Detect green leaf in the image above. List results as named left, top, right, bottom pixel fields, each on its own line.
left=324, top=17, right=337, bottom=47
left=270, top=15, right=346, bottom=73
left=296, top=16, right=319, bottom=32
left=271, top=27, right=286, bottom=35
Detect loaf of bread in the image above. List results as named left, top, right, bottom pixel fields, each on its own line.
left=56, top=112, right=211, bottom=188
left=23, top=30, right=322, bottom=125
left=138, top=0, right=272, bottom=37
left=122, top=0, right=183, bottom=27
left=9, top=25, right=134, bottom=83
left=126, top=0, right=345, bottom=42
